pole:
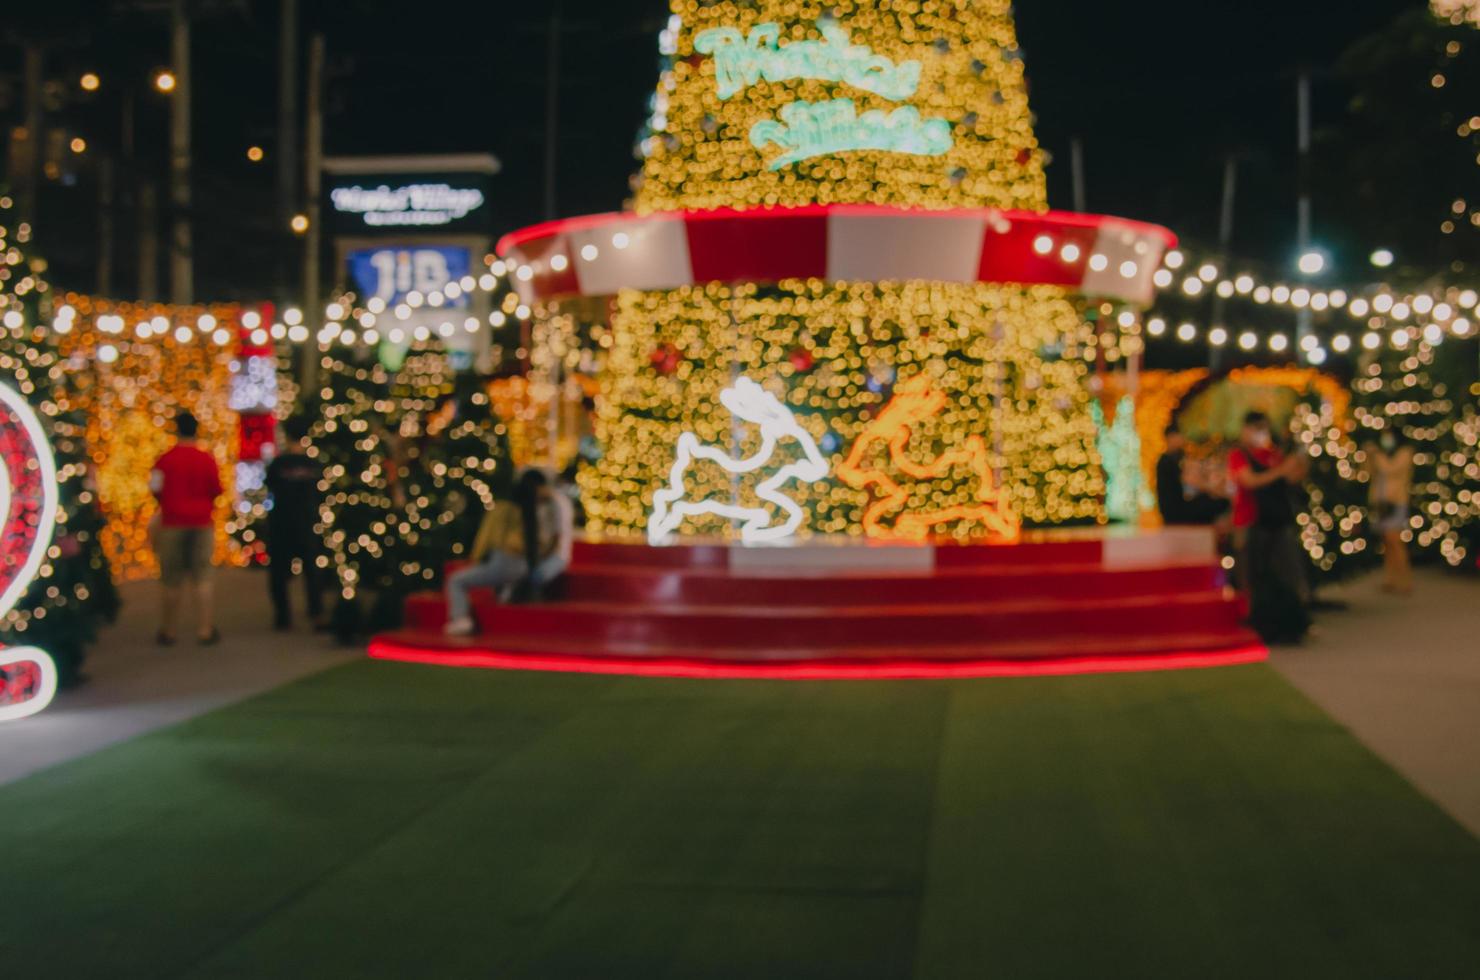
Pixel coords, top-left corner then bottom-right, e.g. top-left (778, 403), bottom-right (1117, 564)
top-left (543, 0), bottom-right (562, 221)
top-left (169, 0), bottom-right (193, 304)
top-left (138, 181), bottom-right (159, 301)
top-left (301, 33), bottom-right (325, 389)
top-left (1210, 155), bottom-right (1237, 372)
top-left (1295, 72), bottom-right (1312, 363)
top-left (1070, 138), bottom-right (1086, 214)
top-left (18, 44), bottom-right (43, 228)
top-left (98, 156), bottom-right (115, 295)
top-left (277, 0), bottom-right (300, 300)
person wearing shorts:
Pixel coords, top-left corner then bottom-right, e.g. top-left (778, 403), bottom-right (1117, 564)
top-left (149, 411), bottom-right (224, 645)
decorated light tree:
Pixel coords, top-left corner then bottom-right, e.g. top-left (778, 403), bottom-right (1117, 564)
top-left (1290, 392), bottom-right (1377, 586)
top-left (1351, 340), bottom-right (1468, 565)
top-left (507, 0), bottom-right (1175, 543)
top-left (301, 345), bottom-right (511, 637)
top-left (0, 200), bottom-right (118, 692)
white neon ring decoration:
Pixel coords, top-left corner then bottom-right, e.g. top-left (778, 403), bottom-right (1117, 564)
top-left (0, 379), bottom-right (60, 723)
top-left (649, 376), bottom-right (829, 545)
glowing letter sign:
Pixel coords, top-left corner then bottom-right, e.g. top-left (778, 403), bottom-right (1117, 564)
top-left (693, 20), bottom-right (954, 170)
top-left (330, 183), bottom-right (485, 228)
top-left (694, 21), bottom-right (923, 102)
top-left (649, 377), bottom-right (828, 544)
top-left (750, 99), bottom-right (953, 171)
top-left (0, 380), bottom-right (60, 723)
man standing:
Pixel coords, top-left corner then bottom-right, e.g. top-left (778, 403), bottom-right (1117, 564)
top-left (1156, 426), bottom-right (1228, 526)
top-left (150, 411), bottom-right (223, 646)
top-left (1228, 411), bottom-right (1309, 643)
top-left (265, 416), bottom-right (325, 630)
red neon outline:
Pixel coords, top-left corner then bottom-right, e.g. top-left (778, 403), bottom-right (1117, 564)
top-left (367, 638), bottom-right (1267, 681)
top-left (494, 205), bottom-right (1177, 258)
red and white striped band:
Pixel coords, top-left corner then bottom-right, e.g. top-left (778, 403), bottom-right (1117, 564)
top-left (496, 205), bottom-right (1176, 307)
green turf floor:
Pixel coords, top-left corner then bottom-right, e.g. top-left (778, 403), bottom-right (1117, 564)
top-left (2, 660), bottom-right (1478, 979)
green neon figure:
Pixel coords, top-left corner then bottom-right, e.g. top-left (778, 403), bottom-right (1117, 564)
top-left (1092, 396), bottom-right (1153, 524)
top-left (749, 99), bottom-right (953, 170)
top-left (694, 21), bottom-right (923, 102)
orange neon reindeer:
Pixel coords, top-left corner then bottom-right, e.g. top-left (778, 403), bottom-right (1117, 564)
top-left (836, 376), bottom-right (1020, 543)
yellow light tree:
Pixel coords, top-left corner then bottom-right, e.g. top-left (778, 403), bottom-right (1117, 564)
top-left (636, 0), bottom-right (1048, 212)
top-left (580, 0), bottom-right (1106, 540)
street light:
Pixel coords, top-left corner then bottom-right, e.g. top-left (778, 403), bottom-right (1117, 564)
top-left (1296, 250), bottom-right (1327, 276)
top-left (289, 213), bottom-right (309, 235)
top-left (153, 69), bottom-right (177, 93)
top-left (69, 137), bottom-right (87, 155)
top-left (79, 72), bottom-right (101, 92)
top-left (246, 145), bottom-right (265, 163)
top-left (1370, 248), bottom-right (1395, 268)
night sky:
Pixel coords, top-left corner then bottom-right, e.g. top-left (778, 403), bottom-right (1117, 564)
top-left (4, 0), bottom-right (1421, 298)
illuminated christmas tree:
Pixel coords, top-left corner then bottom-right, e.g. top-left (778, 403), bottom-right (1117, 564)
top-left (1290, 393), bottom-right (1376, 585)
top-left (0, 198), bottom-right (118, 690)
top-left (301, 346), bottom-right (511, 637)
top-left (1351, 340), bottom-right (1467, 565)
top-left (575, 0), bottom-right (1143, 540)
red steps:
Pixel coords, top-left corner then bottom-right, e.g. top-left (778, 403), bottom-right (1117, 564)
top-left (405, 591), bottom-right (1241, 648)
top-left (377, 536), bottom-right (1263, 679)
top-left (560, 562), bottom-right (1217, 606)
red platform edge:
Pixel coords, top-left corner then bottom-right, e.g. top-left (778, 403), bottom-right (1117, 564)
top-left (368, 638), bottom-right (1267, 681)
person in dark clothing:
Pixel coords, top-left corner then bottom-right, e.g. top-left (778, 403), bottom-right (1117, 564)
top-left (1156, 426), bottom-right (1229, 526)
top-left (1229, 411), bottom-right (1310, 644)
top-left (265, 416), bottom-right (325, 630)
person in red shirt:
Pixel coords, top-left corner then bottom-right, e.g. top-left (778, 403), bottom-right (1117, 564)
top-left (149, 411), bottom-right (224, 646)
top-left (1228, 411), bottom-right (1310, 643)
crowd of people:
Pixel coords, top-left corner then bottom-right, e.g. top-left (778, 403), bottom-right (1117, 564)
top-left (144, 402), bottom-right (1416, 648)
top-left (143, 409), bottom-right (577, 644)
top-left (1157, 410), bottom-right (1415, 644)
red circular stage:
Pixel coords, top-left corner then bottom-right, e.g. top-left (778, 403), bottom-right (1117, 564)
top-left (371, 532), bottom-right (1265, 681)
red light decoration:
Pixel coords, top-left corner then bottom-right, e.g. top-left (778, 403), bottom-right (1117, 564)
top-left (368, 638), bottom-right (1268, 681)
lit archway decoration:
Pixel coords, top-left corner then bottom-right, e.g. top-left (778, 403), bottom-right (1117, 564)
top-left (837, 376), bottom-right (1020, 542)
top-left (0, 380), bottom-right (60, 723)
top-left (649, 377), bottom-right (828, 544)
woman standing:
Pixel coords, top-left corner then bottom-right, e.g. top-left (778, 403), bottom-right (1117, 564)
top-left (1363, 431), bottom-right (1415, 595)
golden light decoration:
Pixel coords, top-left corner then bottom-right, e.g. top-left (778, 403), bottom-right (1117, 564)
top-left (637, 0), bottom-right (1047, 213)
top-left (578, 279), bottom-right (1103, 538)
top-left (836, 374), bottom-right (1020, 541)
top-left (576, 0), bottom-right (1106, 540)
top-left (487, 373), bottom-right (593, 469)
top-left (54, 293), bottom-right (243, 581)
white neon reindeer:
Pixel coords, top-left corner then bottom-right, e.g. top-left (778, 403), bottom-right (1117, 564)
top-left (0, 380), bottom-right (60, 723)
top-left (648, 377), bottom-right (828, 545)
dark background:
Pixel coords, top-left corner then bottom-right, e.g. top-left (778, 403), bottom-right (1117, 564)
top-left (0, 0), bottom-right (1443, 300)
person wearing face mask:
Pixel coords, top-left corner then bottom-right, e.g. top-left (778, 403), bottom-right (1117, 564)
top-left (1228, 411), bottom-right (1310, 643)
top-left (1363, 428), bottom-right (1415, 595)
